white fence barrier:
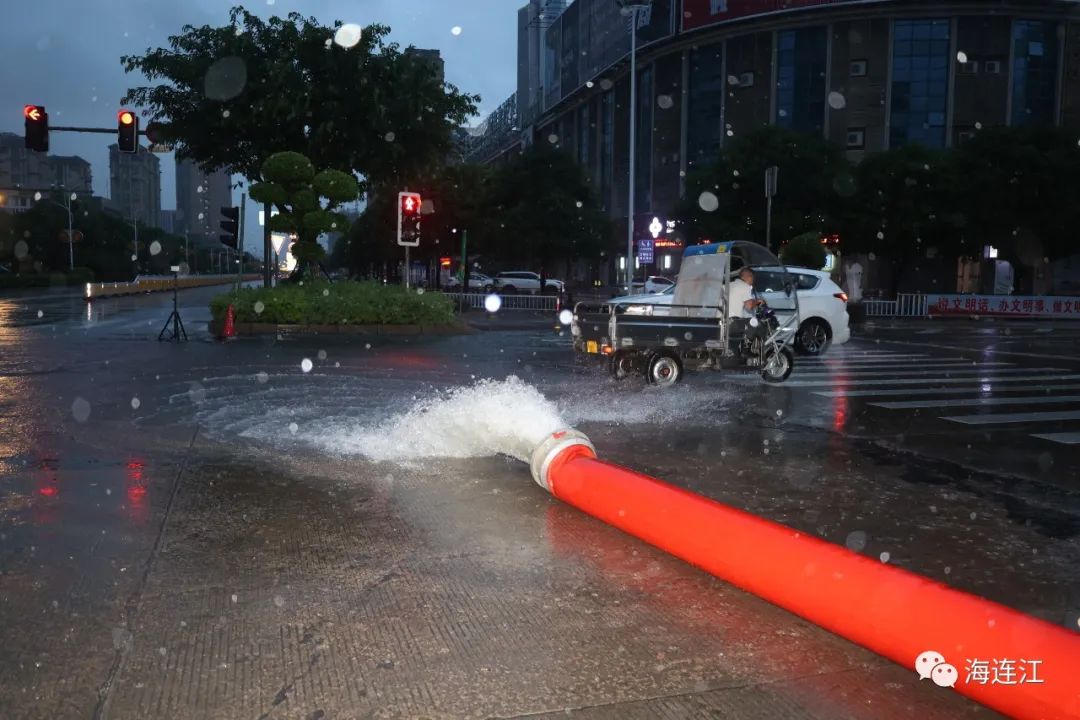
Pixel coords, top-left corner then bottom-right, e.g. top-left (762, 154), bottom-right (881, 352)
top-left (862, 293), bottom-right (928, 318)
top-left (444, 292), bottom-right (559, 311)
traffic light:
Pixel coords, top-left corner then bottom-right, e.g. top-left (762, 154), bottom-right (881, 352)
top-left (220, 206), bottom-right (240, 249)
top-left (23, 105), bottom-right (48, 152)
top-left (397, 191), bottom-right (422, 247)
top-left (117, 109), bottom-right (139, 153)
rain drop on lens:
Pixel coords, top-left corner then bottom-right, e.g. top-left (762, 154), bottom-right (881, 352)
top-left (334, 23), bottom-right (363, 48)
top-left (301, 358), bottom-right (313, 373)
top-left (558, 309), bottom-right (573, 325)
top-left (484, 294), bottom-right (502, 313)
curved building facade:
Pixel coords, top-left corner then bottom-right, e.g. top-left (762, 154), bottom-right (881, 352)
top-left (498, 0), bottom-right (1080, 279)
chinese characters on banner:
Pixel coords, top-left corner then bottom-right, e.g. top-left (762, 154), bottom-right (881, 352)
top-left (926, 294), bottom-right (1080, 318)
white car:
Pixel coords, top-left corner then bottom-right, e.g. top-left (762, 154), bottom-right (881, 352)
top-left (444, 273), bottom-right (493, 291)
top-left (630, 275), bottom-right (676, 294)
top-left (608, 268), bottom-right (849, 355)
top-left (493, 271), bottom-right (565, 294)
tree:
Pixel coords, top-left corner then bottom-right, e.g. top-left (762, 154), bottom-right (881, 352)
top-left (949, 126), bottom-right (1080, 291)
top-left (249, 151), bottom-right (359, 280)
top-left (780, 232), bottom-right (826, 269)
top-left (121, 6), bottom-right (478, 189)
top-left (839, 144), bottom-right (961, 260)
top-left (485, 144), bottom-right (609, 274)
top-left (676, 126), bottom-right (849, 247)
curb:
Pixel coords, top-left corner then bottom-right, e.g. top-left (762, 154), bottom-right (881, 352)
top-left (208, 320), bottom-right (472, 337)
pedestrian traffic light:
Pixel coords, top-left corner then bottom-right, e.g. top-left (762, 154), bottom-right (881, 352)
top-left (396, 191), bottom-right (422, 247)
top-left (117, 109), bottom-right (139, 153)
top-left (220, 206), bottom-right (240, 249)
top-left (23, 105), bottom-right (48, 152)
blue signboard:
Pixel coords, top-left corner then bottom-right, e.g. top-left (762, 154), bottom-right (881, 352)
top-left (638, 238), bottom-right (655, 264)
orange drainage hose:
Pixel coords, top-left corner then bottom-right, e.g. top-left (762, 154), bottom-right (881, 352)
top-left (529, 430), bottom-right (1080, 720)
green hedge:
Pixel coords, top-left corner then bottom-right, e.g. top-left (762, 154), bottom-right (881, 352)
top-left (0, 268), bottom-right (95, 289)
top-left (210, 281), bottom-right (456, 326)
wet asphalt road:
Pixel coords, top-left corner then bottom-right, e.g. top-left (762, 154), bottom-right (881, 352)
top-left (0, 285), bottom-right (1078, 719)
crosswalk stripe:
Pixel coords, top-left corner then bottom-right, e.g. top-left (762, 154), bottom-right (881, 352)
top-left (795, 366), bottom-right (1061, 379)
top-left (785, 373), bottom-right (1080, 388)
top-left (802, 360), bottom-right (1001, 369)
top-left (1031, 432), bottom-right (1080, 445)
top-left (942, 410), bottom-right (1080, 425)
top-left (872, 395), bottom-right (1080, 409)
top-left (813, 384), bottom-right (1080, 398)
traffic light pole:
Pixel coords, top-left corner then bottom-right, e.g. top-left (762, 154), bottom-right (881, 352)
top-left (236, 193), bottom-right (246, 292)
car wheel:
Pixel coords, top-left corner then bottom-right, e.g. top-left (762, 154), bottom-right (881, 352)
top-left (762, 346), bottom-right (794, 383)
top-left (608, 351), bottom-right (637, 381)
top-left (645, 351), bottom-right (683, 387)
top-left (796, 319), bottom-right (831, 356)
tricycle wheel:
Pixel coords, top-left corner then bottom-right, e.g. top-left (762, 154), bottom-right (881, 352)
top-left (646, 352), bottom-right (683, 387)
top-left (608, 351), bottom-right (636, 381)
top-left (761, 346), bottom-right (794, 384)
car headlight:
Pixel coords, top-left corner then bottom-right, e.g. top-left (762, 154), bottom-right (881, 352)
top-left (624, 305), bottom-right (653, 316)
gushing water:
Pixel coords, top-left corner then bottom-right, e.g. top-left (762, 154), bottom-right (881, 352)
top-left (313, 376), bottom-right (565, 463)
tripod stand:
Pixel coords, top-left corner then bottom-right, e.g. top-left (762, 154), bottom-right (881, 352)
top-left (158, 270), bottom-right (188, 342)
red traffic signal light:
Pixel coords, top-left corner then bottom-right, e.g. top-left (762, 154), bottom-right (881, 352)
top-left (439, 256), bottom-right (452, 268)
top-left (23, 104), bottom-right (48, 152)
top-left (117, 109), bottom-right (139, 153)
top-left (400, 192), bottom-right (421, 216)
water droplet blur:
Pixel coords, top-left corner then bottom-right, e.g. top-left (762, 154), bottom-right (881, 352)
top-left (547, 133), bottom-right (558, 144)
top-left (323, 288), bottom-right (330, 296)
top-left (827, 91), bottom-right (847, 110)
top-left (273, 595), bottom-right (285, 608)
top-left (451, 26), bottom-right (463, 36)
top-left (484, 294), bottom-right (502, 313)
top-left (698, 191), bottom-right (719, 212)
top-left (576, 200), bottom-right (583, 208)
top-left (255, 371), bottom-right (269, 384)
top-left (957, 50), bottom-right (968, 64)
top-left (657, 94), bottom-right (674, 110)
top-left (288, 423), bottom-right (298, 434)
top-left (845, 531), bottom-right (867, 552)
top-left (879, 551), bottom-right (891, 563)
top-left (334, 23), bottom-right (363, 48)
top-left (301, 358), bottom-right (313, 373)
top-left (72, 397), bottom-right (91, 423)
top-left (317, 350), bottom-right (327, 360)
top-left (149, 241), bottom-right (162, 256)
top-left (599, 78), bottom-right (613, 90)
top-left (131, 397), bottom-right (140, 410)
top-left (203, 56), bottom-right (247, 101)
top-left (384, 131), bottom-right (396, 142)
top-left (33, 192), bottom-right (42, 201)
top-left (254, 301), bottom-right (265, 314)
top-left (558, 309), bottom-right (573, 325)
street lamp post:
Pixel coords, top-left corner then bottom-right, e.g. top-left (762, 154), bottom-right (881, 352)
top-left (619, 0), bottom-right (652, 294)
top-left (42, 189), bottom-right (77, 271)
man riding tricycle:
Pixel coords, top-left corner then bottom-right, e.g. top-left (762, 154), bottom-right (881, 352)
top-left (571, 241), bottom-right (799, 385)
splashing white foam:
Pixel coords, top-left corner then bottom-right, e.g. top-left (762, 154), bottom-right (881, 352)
top-left (317, 376), bottom-right (564, 463)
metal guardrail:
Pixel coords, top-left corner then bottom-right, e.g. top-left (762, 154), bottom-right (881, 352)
top-left (862, 293), bottom-right (929, 317)
top-left (443, 292), bottom-right (559, 311)
top-left (87, 274), bottom-right (260, 299)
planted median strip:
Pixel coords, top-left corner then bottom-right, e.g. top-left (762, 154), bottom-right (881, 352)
top-left (209, 281), bottom-right (464, 335)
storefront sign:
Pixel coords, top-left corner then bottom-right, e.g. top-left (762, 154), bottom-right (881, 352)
top-left (927, 294), bottom-right (1080, 318)
top-left (638, 238), bottom-right (655, 264)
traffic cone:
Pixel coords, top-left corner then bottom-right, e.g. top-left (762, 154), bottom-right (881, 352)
top-left (223, 304), bottom-right (236, 339)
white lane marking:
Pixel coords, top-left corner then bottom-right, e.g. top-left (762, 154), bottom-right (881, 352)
top-left (1031, 432), bottom-right (1080, 445)
top-left (872, 395), bottom-right (1080, 409)
top-left (801, 359), bottom-right (992, 368)
top-left (866, 337), bottom-right (1080, 363)
top-left (942, 410), bottom-right (1080, 425)
top-left (915, 329), bottom-right (943, 335)
top-left (813, 384), bottom-right (1080, 398)
top-left (795, 366), bottom-right (1061, 379)
top-left (785, 373), bottom-right (1080, 388)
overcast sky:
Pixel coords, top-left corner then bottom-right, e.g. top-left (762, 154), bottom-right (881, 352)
top-left (0, 0), bottom-right (517, 242)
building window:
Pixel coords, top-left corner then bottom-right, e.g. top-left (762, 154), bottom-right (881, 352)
top-left (890, 19), bottom-right (950, 149)
top-left (984, 60), bottom-right (1002, 74)
top-left (688, 43), bottom-right (726, 166)
top-left (846, 128), bottom-right (866, 148)
top-left (1011, 20), bottom-right (1059, 127)
top-left (776, 27), bottom-right (827, 134)
top-left (958, 60), bottom-right (979, 74)
top-left (635, 64), bottom-right (653, 213)
top-left (850, 59), bottom-right (868, 77)
top-left (739, 71), bottom-right (755, 87)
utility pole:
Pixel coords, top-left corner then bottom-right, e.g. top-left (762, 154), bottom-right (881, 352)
top-left (765, 165), bottom-right (778, 253)
top-left (620, 1), bottom-right (652, 294)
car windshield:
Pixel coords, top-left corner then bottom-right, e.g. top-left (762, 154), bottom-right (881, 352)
top-left (7, 4), bottom-right (1076, 720)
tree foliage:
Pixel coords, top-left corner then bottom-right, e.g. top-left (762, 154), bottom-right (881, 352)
top-left (780, 231), bottom-right (827, 270)
top-left (121, 6), bottom-right (478, 189)
top-left (250, 151), bottom-right (359, 276)
top-left (677, 127), bottom-right (848, 246)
